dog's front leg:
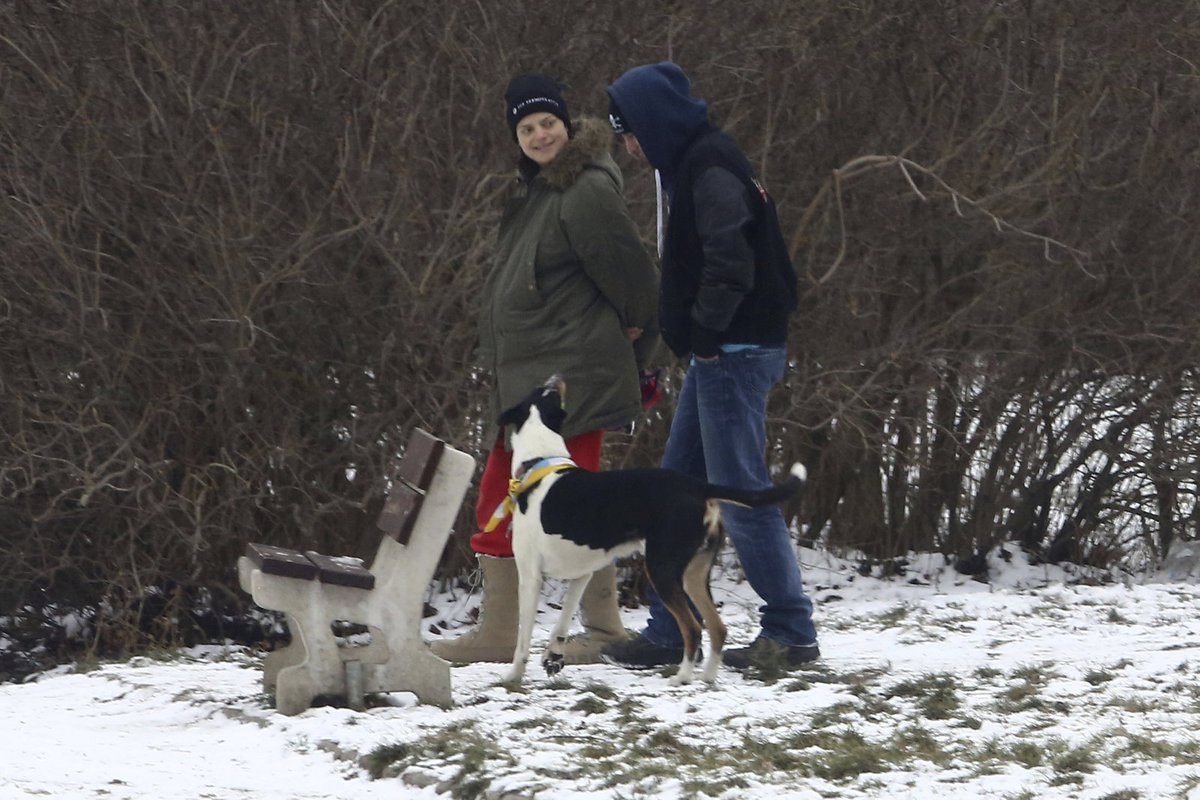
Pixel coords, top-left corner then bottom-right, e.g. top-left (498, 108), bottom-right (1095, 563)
top-left (542, 573), bottom-right (592, 677)
top-left (502, 555), bottom-right (543, 685)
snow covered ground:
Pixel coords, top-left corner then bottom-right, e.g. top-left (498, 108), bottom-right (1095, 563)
top-left (3, 546), bottom-right (1200, 799)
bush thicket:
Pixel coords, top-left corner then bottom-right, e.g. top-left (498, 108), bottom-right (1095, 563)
top-left (2, 1), bottom-right (1197, 658)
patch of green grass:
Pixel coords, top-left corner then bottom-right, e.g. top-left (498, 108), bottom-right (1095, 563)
top-left (361, 741), bottom-right (413, 778)
top-left (810, 700), bottom-right (868, 729)
top-left (800, 664), bottom-right (888, 687)
top-left (845, 684), bottom-right (899, 720)
top-left (520, 714), bottom-right (958, 792)
top-left (996, 680), bottom-right (1042, 713)
top-left (874, 605), bottom-right (911, 628)
top-left (1108, 695), bottom-right (1159, 713)
top-left (1113, 733), bottom-right (1179, 761)
top-left (580, 681), bottom-right (619, 700)
top-left (1051, 743), bottom-right (1098, 776)
top-left (1010, 662), bottom-right (1059, 685)
top-left (1008, 741), bottom-right (1046, 768)
top-left (1175, 774), bottom-right (1200, 799)
top-left (886, 673), bottom-right (961, 720)
top-left (614, 696), bottom-right (646, 725)
top-left (509, 715), bottom-right (556, 731)
top-left (813, 732), bottom-right (891, 780)
top-left (1110, 730), bottom-right (1200, 765)
top-left (361, 721), bottom-right (512, 798)
top-left (995, 662), bottom-right (1065, 713)
top-left (72, 654), bottom-right (104, 674)
top-left (572, 695), bottom-right (609, 715)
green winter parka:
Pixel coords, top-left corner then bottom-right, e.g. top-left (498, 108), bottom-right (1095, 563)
top-left (479, 116), bottom-right (660, 441)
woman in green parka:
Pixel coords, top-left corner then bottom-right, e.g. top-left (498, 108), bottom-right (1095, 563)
top-left (430, 74), bottom-right (660, 665)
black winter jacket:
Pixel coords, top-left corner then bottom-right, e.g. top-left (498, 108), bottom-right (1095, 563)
top-left (659, 126), bottom-right (798, 358)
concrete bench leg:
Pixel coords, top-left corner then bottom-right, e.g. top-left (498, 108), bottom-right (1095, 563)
top-left (262, 616), bottom-right (307, 692)
top-left (373, 645), bottom-right (453, 708)
top-left (271, 597), bottom-right (349, 714)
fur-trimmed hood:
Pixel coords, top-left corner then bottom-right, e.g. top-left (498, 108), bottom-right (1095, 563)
top-left (520, 116), bottom-right (621, 192)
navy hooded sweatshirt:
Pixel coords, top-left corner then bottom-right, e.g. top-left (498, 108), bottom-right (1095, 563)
top-left (607, 62), bottom-right (797, 359)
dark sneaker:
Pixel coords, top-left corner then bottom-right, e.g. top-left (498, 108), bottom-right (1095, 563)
top-left (600, 633), bottom-right (684, 669)
top-left (723, 636), bottom-right (820, 672)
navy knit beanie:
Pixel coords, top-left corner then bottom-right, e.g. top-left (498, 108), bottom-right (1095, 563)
top-left (505, 74), bottom-right (572, 141)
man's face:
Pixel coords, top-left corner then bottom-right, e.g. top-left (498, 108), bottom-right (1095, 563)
top-left (621, 133), bottom-right (647, 163)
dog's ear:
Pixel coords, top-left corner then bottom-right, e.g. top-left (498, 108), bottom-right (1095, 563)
top-left (497, 400), bottom-right (530, 431)
top-left (539, 402), bottom-right (567, 433)
top-left (533, 390), bottom-right (567, 433)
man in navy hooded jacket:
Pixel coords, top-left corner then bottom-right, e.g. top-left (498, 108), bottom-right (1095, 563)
top-left (602, 62), bottom-right (820, 671)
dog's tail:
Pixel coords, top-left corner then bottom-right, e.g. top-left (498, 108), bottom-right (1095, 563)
top-left (703, 463), bottom-right (806, 508)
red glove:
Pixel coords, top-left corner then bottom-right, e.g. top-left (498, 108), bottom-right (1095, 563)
top-left (639, 368), bottom-right (663, 409)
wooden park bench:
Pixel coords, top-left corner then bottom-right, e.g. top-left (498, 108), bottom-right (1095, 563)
top-left (237, 428), bottom-right (474, 714)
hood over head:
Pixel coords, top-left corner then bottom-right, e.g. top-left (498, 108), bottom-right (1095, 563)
top-left (606, 62), bottom-right (709, 178)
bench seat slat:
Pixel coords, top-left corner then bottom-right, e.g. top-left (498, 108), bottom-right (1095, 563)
top-left (244, 543), bottom-right (319, 581)
top-left (304, 551), bottom-right (375, 590)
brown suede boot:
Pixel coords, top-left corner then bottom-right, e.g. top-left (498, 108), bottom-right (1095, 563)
top-left (429, 555), bottom-right (518, 663)
top-left (560, 564), bottom-right (631, 665)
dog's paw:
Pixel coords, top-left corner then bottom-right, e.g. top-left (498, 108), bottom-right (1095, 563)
top-left (542, 651), bottom-right (565, 676)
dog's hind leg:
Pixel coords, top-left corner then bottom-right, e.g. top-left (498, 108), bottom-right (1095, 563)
top-left (542, 574), bottom-right (591, 677)
top-left (682, 537), bottom-right (727, 684)
top-left (647, 559), bottom-right (703, 686)
top-left (502, 556), bottom-right (544, 685)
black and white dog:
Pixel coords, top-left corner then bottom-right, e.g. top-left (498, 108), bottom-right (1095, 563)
top-left (498, 375), bottom-right (805, 686)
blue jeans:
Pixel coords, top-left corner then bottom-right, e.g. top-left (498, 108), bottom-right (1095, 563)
top-left (641, 346), bottom-right (818, 648)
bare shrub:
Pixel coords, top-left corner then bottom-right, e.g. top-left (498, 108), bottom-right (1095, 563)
top-left (1, 1), bottom-right (1197, 660)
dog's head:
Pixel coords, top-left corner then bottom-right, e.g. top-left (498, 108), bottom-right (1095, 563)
top-left (498, 375), bottom-right (570, 469)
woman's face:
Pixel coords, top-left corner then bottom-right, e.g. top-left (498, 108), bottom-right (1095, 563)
top-left (515, 112), bottom-right (567, 166)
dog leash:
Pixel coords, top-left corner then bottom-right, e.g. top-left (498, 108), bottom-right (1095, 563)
top-left (482, 456), bottom-right (578, 533)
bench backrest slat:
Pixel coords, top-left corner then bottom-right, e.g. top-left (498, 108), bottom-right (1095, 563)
top-left (376, 483), bottom-right (424, 545)
top-left (396, 428), bottom-right (445, 491)
top-left (376, 428), bottom-right (446, 545)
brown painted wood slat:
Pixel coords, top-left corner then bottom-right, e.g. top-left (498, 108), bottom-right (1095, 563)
top-left (244, 543), bottom-right (319, 581)
top-left (396, 428), bottom-right (444, 491)
top-left (304, 551), bottom-right (375, 590)
top-left (376, 483), bottom-right (423, 545)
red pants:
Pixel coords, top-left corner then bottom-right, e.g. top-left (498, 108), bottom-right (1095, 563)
top-left (469, 430), bottom-right (604, 557)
